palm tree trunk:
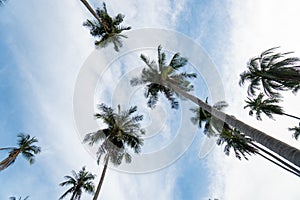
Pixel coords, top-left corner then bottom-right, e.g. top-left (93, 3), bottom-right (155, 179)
top-left (256, 151), bottom-right (300, 177)
top-left (165, 80), bottom-right (300, 167)
top-left (0, 149), bottom-right (20, 171)
top-left (224, 124), bottom-right (300, 175)
top-left (79, 0), bottom-right (110, 31)
top-left (282, 113), bottom-right (300, 120)
top-left (93, 157), bottom-right (109, 200)
top-left (251, 143), bottom-right (300, 175)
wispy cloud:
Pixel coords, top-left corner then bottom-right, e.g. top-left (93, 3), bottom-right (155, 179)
top-left (208, 0), bottom-right (300, 199)
top-left (0, 0), bottom-right (190, 199)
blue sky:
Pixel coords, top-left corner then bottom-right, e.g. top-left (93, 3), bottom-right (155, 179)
top-left (0, 0), bottom-right (300, 200)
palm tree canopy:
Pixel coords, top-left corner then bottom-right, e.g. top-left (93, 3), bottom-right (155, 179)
top-left (130, 45), bottom-right (197, 109)
top-left (191, 100), bottom-right (256, 160)
top-left (59, 166), bottom-right (95, 200)
top-left (239, 47), bottom-right (300, 97)
top-left (244, 93), bottom-right (284, 120)
top-left (0, 133), bottom-right (41, 171)
top-left (84, 104), bottom-right (144, 166)
top-left (16, 133), bottom-right (41, 164)
top-left (217, 126), bottom-right (257, 160)
top-left (83, 2), bottom-right (131, 51)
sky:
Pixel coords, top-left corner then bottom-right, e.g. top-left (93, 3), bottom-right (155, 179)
top-left (0, 0), bottom-right (299, 200)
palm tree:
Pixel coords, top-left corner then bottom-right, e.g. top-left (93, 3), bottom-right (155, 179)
top-left (239, 47), bottom-right (300, 98)
top-left (244, 93), bottom-right (300, 120)
top-left (130, 45), bottom-right (300, 168)
top-left (0, 134), bottom-right (41, 171)
top-left (80, 0), bottom-right (131, 51)
top-left (59, 166), bottom-right (95, 200)
top-left (83, 104), bottom-right (144, 200)
top-left (190, 102), bottom-right (300, 177)
top-left (289, 124), bottom-right (300, 140)
top-left (131, 45), bottom-right (196, 109)
top-left (9, 196), bottom-right (29, 200)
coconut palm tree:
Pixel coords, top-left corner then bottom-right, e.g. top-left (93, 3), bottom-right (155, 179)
top-left (289, 124), bottom-right (300, 140)
top-left (130, 45), bottom-right (300, 168)
top-left (239, 47), bottom-right (300, 98)
top-left (0, 133), bottom-right (41, 171)
top-left (83, 104), bottom-right (144, 200)
top-left (130, 45), bottom-right (196, 109)
top-left (80, 0), bottom-right (131, 51)
top-left (244, 93), bottom-right (300, 120)
top-left (9, 196), bottom-right (29, 200)
top-left (59, 166), bottom-right (95, 200)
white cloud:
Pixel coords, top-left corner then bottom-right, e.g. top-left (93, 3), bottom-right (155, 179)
top-left (0, 0), bottom-right (190, 199)
top-left (104, 0), bottom-right (186, 29)
top-left (208, 1), bottom-right (300, 199)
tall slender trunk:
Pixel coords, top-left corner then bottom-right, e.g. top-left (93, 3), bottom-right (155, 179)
top-left (251, 143), bottom-right (300, 176)
top-left (282, 113), bottom-right (300, 120)
top-left (256, 151), bottom-right (300, 177)
top-left (93, 157), bottom-right (109, 200)
top-left (165, 80), bottom-right (300, 167)
top-left (79, 0), bottom-right (110, 31)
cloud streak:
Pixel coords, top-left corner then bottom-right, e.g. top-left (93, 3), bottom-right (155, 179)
top-left (0, 0), bottom-right (190, 199)
top-left (208, 0), bottom-right (300, 199)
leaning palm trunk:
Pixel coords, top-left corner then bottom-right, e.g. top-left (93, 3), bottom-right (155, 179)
top-left (165, 80), bottom-right (300, 167)
top-left (256, 151), bottom-right (300, 177)
top-left (251, 143), bottom-right (300, 176)
top-left (0, 149), bottom-right (20, 171)
top-left (282, 113), bottom-right (300, 120)
top-left (93, 157), bottom-right (109, 200)
top-left (80, 0), bottom-right (110, 31)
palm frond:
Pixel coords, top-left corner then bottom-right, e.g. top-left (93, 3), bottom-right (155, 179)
top-left (240, 47), bottom-right (300, 97)
top-left (288, 125), bottom-right (300, 140)
top-left (169, 52), bottom-right (188, 70)
top-left (84, 104), bottom-right (145, 166)
top-left (59, 187), bottom-right (74, 200)
top-left (83, 2), bottom-right (131, 52)
top-left (84, 129), bottom-right (107, 146)
top-left (244, 93), bottom-right (284, 120)
top-left (217, 128), bottom-right (257, 160)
